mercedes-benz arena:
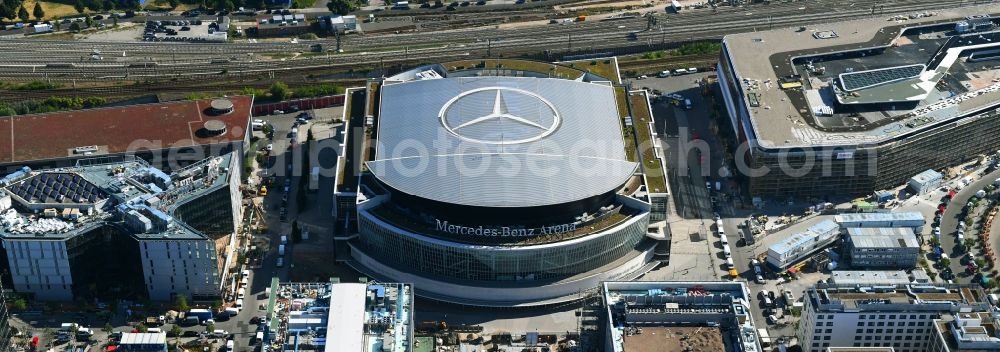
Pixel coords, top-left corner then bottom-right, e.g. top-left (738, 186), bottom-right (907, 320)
top-left (345, 65), bottom-right (662, 306)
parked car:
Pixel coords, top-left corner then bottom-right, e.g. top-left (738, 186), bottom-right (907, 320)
top-left (182, 330), bottom-right (200, 337)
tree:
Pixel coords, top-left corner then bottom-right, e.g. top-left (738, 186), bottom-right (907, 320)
top-left (32, 2), bottom-right (44, 20)
top-left (976, 258), bottom-right (988, 270)
top-left (326, 0), bottom-right (356, 15)
top-left (248, 0), bottom-right (264, 10)
top-left (964, 238), bottom-right (977, 252)
top-left (174, 295), bottom-right (189, 312)
top-left (112, 16), bottom-right (117, 27)
top-left (54, 17), bottom-right (61, 31)
top-left (205, 323), bottom-right (215, 334)
top-left (269, 81), bottom-right (291, 100)
top-left (941, 258), bottom-right (952, 268)
top-left (168, 0), bottom-right (179, 8)
top-left (136, 323), bottom-right (148, 333)
top-left (211, 300), bottom-right (222, 313)
top-left (17, 6), bottom-right (28, 22)
top-left (12, 298), bottom-right (27, 311)
top-left (169, 324), bottom-right (182, 337)
top-left (84, 14), bottom-right (93, 28)
top-left (103, 0), bottom-right (115, 11)
top-left (102, 323), bottom-right (114, 334)
top-left (74, 0), bottom-right (85, 13)
top-left (69, 22), bottom-right (81, 32)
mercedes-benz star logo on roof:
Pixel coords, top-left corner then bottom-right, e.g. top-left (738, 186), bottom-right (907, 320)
top-left (439, 87), bottom-right (561, 145)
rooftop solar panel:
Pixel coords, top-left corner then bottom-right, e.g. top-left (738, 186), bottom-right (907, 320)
top-left (840, 64), bottom-right (925, 91)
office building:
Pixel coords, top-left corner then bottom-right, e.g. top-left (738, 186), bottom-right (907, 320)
top-left (844, 227), bottom-right (920, 269)
top-left (337, 61), bottom-right (669, 306)
top-left (0, 153), bottom-right (241, 301)
top-left (929, 310), bottom-right (1000, 351)
top-left (603, 281), bottom-right (764, 352)
top-left (262, 278), bottom-right (413, 352)
top-left (798, 283), bottom-right (991, 352)
top-left (718, 9), bottom-right (1000, 196)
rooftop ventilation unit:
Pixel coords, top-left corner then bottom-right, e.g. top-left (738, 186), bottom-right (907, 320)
top-left (73, 146), bottom-right (99, 154)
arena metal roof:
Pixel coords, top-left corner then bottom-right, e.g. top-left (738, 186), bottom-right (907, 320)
top-left (371, 77), bottom-right (635, 208)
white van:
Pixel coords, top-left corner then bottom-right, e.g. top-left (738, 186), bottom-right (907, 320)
top-left (276, 257), bottom-right (284, 267)
top-left (658, 70), bottom-right (671, 78)
top-left (278, 244), bottom-right (285, 256)
top-left (726, 257), bottom-right (735, 269)
top-left (235, 299), bottom-right (244, 311)
top-left (212, 329), bottom-right (228, 338)
top-left (720, 235), bottom-right (729, 246)
top-left (688, 67), bottom-right (698, 73)
top-left (226, 339), bottom-right (234, 351)
top-left (146, 328), bottom-right (162, 333)
top-left (59, 323), bottom-right (78, 332)
top-left (723, 244), bottom-right (731, 257)
top-left (280, 235), bottom-right (288, 245)
top-left (237, 287), bottom-right (246, 300)
top-left (224, 307), bottom-right (239, 316)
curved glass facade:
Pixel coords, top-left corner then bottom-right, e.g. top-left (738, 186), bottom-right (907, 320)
top-left (356, 210), bottom-right (649, 282)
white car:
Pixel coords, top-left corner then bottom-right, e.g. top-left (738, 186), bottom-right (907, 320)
top-left (266, 143), bottom-right (273, 151)
top-left (272, 110), bottom-right (284, 115)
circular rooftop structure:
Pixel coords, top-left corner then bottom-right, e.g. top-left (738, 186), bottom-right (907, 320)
top-left (202, 119), bottom-right (227, 136)
top-left (369, 77), bottom-right (636, 209)
top-left (209, 98), bottom-right (234, 114)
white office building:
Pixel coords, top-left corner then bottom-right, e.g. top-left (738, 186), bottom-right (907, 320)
top-left (767, 220), bottom-right (840, 269)
top-left (845, 227), bottom-right (920, 269)
top-left (798, 283), bottom-right (991, 352)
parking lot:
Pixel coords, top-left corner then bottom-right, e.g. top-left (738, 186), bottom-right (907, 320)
top-left (142, 19), bottom-right (226, 42)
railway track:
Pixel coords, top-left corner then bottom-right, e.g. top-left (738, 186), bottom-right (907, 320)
top-left (0, 0), bottom-right (988, 92)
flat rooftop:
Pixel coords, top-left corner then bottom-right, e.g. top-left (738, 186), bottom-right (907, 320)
top-left (603, 282), bottom-right (759, 352)
top-left (808, 284), bottom-right (990, 312)
top-left (0, 153), bottom-right (235, 241)
top-left (0, 96), bottom-right (252, 165)
top-left (622, 326), bottom-right (723, 352)
top-left (722, 8), bottom-right (1000, 148)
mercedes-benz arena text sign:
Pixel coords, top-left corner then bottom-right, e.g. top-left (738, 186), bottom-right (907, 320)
top-left (438, 86), bottom-right (561, 145)
top-left (435, 219), bottom-right (578, 237)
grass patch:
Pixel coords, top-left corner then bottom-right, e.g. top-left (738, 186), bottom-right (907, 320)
top-left (25, 31), bottom-right (77, 40)
top-left (0, 96), bottom-right (107, 116)
top-left (562, 58), bottom-right (619, 83)
top-left (629, 93), bottom-right (666, 193)
top-left (615, 87), bottom-right (636, 163)
top-left (0, 81), bottom-right (63, 90)
top-left (441, 59), bottom-right (585, 79)
top-left (23, 0), bottom-right (87, 20)
top-left (292, 84), bottom-right (343, 98)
